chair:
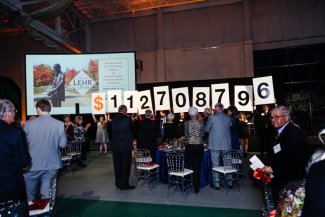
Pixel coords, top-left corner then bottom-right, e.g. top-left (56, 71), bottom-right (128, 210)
top-left (165, 152), bottom-right (193, 198)
top-left (212, 150), bottom-right (241, 196)
top-left (60, 140), bottom-right (82, 172)
top-left (134, 149), bottom-right (160, 190)
top-left (29, 174), bottom-right (57, 216)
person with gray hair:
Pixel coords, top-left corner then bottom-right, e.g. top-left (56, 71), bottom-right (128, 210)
top-left (262, 105), bottom-right (309, 205)
top-left (163, 112), bottom-right (179, 142)
top-left (184, 106), bottom-right (205, 193)
top-left (0, 99), bottom-right (31, 216)
top-left (138, 109), bottom-right (158, 162)
top-left (205, 103), bottom-right (232, 189)
top-left (24, 99), bottom-right (68, 202)
top-left (110, 105), bottom-right (135, 190)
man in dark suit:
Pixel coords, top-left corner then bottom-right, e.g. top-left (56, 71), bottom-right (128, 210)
top-left (262, 105), bottom-right (309, 204)
top-left (0, 99), bottom-right (31, 216)
top-left (111, 105), bottom-right (135, 190)
top-left (138, 109), bottom-right (158, 163)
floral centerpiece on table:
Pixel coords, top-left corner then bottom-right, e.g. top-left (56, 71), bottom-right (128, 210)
top-left (277, 179), bottom-right (306, 217)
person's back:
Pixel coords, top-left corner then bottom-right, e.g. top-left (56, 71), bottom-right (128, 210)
top-left (111, 112), bottom-right (133, 152)
top-left (206, 111), bottom-right (231, 151)
top-left (24, 99), bottom-right (67, 202)
top-left (25, 115), bottom-right (67, 170)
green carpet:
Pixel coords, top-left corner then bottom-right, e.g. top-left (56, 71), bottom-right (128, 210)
top-left (55, 197), bottom-right (262, 217)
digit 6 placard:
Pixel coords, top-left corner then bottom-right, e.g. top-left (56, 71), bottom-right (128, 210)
top-left (171, 87), bottom-right (190, 113)
top-left (138, 90), bottom-right (153, 115)
top-left (253, 76), bottom-right (275, 105)
top-left (211, 83), bottom-right (230, 108)
top-left (192, 87), bottom-right (210, 112)
top-left (123, 91), bottom-right (138, 113)
top-left (106, 90), bottom-right (122, 113)
top-left (92, 92), bottom-right (106, 114)
top-left (234, 85), bottom-right (253, 111)
top-left (153, 86), bottom-right (170, 111)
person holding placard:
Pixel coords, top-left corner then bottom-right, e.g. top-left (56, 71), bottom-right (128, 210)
top-left (262, 105), bottom-right (309, 205)
top-left (92, 113), bottom-right (109, 155)
top-left (205, 103), bottom-right (232, 189)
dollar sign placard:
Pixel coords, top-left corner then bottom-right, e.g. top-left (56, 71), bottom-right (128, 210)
top-left (94, 96), bottom-right (103, 111)
top-left (92, 92), bottom-right (106, 114)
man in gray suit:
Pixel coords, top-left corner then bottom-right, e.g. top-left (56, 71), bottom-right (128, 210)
top-left (205, 103), bottom-right (232, 189)
top-left (24, 99), bottom-right (67, 201)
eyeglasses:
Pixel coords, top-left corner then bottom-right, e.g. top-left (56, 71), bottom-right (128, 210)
top-left (270, 115), bottom-right (285, 120)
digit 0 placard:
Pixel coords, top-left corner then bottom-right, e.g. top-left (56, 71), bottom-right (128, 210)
top-left (92, 92), bottom-right (106, 114)
top-left (171, 87), bottom-right (190, 113)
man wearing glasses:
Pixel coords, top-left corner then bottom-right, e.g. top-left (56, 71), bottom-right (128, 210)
top-left (262, 105), bottom-right (309, 204)
top-left (0, 99), bottom-right (31, 216)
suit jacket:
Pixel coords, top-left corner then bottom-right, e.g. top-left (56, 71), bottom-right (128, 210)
top-left (270, 122), bottom-right (309, 195)
top-left (302, 160), bottom-right (325, 217)
top-left (24, 114), bottom-right (67, 171)
top-left (138, 118), bottom-right (158, 150)
top-left (0, 119), bottom-right (31, 203)
top-left (205, 112), bottom-right (231, 151)
top-left (111, 113), bottom-right (133, 151)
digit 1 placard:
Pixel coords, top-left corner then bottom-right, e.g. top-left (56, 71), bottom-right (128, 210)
top-left (192, 87), bottom-right (210, 112)
top-left (123, 91), bottom-right (138, 113)
top-left (211, 83), bottom-right (230, 108)
top-left (106, 90), bottom-right (122, 113)
top-left (153, 86), bottom-right (170, 111)
top-left (171, 87), bottom-right (190, 113)
top-left (138, 90), bottom-right (153, 115)
top-left (253, 76), bottom-right (275, 105)
top-left (234, 85), bottom-right (253, 112)
top-left (92, 92), bottom-right (106, 114)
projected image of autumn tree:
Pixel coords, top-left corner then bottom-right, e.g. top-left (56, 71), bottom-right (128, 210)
top-left (33, 64), bottom-right (53, 95)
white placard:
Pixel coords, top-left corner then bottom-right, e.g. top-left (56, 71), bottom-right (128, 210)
top-left (253, 76), bottom-right (275, 105)
top-left (249, 155), bottom-right (265, 171)
top-left (138, 90), bottom-right (153, 115)
top-left (153, 86), bottom-right (170, 111)
top-left (171, 87), bottom-right (190, 113)
top-left (192, 87), bottom-right (210, 112)
top-left (211, 83), bottom-right (230, 108)
top-left (106, 90), bottom-right (122, 113)
top-left (234, 85), bottom-right (253, 111)
top-left (123, 91), bottom-right (138, 113)
top-left (92, 92), bottom-right (106, 114)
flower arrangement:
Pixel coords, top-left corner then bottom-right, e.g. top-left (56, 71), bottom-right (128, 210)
top-left (277, 179), bottom-right (306, 217)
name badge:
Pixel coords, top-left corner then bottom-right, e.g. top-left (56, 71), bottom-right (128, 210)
top-left (273, 144), bottom-right (281, 154)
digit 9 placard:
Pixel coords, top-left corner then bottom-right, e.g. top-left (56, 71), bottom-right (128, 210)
top-left (253, 76), bottom-right (275, 105)
top-left (92, 92), bottom-right (106, 114)
top-left (234, 85), bottom-right (253, 111)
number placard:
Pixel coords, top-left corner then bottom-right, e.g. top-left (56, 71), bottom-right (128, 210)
top-left (138, 90), bottom-right (153, 115)
top-left (92, 92), bottom-right (106, 114)
top-left (234, 85), bottom-right (253, 111)
top-left (106, 90), bottom-right (122, 113)
top-left (211, 83), bottom-right (230, 108)
top-left (253, 76), bottom-right (275, 105)
top-left (192, 87), bottom-right (210, 112)
top-left (171, 87), bottom-right (190, 113)
top-left (123, 91), bottom-right (138, 113)
top-left (153, 86), bottom-right (170, 111)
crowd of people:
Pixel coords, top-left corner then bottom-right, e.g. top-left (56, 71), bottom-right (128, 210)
top-left (1, 97), bottom-right (325, 216)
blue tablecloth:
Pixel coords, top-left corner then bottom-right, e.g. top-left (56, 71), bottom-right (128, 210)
top-left (156, 149), bottom-right (213, 188)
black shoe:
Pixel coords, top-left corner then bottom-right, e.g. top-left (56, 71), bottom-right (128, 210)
top-left (210, 183), bottom-right (215, 188)
top-left (228, 185), bottom-right (233, 189)
top-left (115, 184), bottom-right (120, 189)
top-left (120, 185), bottom-right (135, 190)
top-left (194, 188), bottom-right (200, 193)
